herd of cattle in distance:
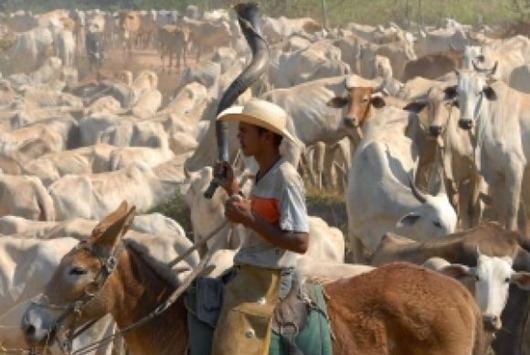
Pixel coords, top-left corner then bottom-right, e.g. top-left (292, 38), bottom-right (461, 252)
top-left (1, 3), bottom-right (530, 354)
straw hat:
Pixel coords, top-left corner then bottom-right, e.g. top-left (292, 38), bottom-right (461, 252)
top-left (217, 98), bottom-right (301, 146)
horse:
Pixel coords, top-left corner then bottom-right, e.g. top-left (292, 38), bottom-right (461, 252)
top-left (22, 202), bottom-right (486, 355)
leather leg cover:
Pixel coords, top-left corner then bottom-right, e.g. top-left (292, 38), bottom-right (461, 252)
top-left (211, 265), bottom-right (281, 355)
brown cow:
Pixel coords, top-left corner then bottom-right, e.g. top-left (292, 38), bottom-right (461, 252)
top-left (181, 17), bottom-right (232, 63)
top-left (326, 76), bottom-right (386, 140)
top-left (402, 49), bottom-right (463, 81)
top-left (118, 10), bottom-right (141, 54)
top-left (369, 222), bottom-right (530, 354)
top-left (23, 202), bottom-right (486, 355)
top-left (158, 24), bottom-right (191, 73)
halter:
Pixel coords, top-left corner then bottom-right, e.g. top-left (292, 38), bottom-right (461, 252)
top-left (29, 240), bottom-right (125, 354)
top-left (429, 98), bottom-right (456, 189)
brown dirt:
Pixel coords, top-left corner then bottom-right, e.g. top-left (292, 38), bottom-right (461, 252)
top-left (78, 46), bottom-right (205, 104)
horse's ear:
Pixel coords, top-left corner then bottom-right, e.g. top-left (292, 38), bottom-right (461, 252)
top-left (90, 201), bottom-right (136, 251)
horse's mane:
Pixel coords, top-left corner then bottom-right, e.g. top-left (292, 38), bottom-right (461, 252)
top-left (124, 238), bottom-right (183, 289)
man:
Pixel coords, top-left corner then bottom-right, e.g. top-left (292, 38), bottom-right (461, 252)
top-left (211, 98), bottom-right (309, 355)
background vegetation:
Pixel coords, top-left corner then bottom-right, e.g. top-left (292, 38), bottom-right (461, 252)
top-left (0, 0), bottom-right (528, 28)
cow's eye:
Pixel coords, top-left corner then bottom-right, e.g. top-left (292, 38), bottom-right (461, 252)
top-left (69, 267), bottom-right (88, 276)
top-left (504, 277), bottom-right (511, 283)
top-left (433, 221), bottom-right (442, 228)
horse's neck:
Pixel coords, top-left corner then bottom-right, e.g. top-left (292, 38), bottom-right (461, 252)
top-left (112, 248), bottom-right (188, 355)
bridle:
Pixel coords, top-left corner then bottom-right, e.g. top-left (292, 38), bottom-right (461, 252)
top-left (29, 240), bottom-right (125, 354)
top-left (27, 217), bottom-right (221, 355)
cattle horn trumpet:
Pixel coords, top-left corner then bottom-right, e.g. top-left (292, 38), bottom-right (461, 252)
top-left (205, 2), bottom-right (270, 199)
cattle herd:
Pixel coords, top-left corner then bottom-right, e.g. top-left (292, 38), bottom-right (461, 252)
top-left (1, 3), bottom-right (530, 354)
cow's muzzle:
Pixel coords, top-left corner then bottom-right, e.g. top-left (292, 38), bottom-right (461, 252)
top-left (343, 116), bottom-right (358, 128)
top-left (483, 314), bottom-right (502, 332)
top-left (458, 119), bottom-right (473, 130)
top-left (428, 125), bottom-right (442, 137)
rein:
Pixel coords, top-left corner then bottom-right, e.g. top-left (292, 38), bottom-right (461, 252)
top-left (29, 241), bottom-right (125, 354)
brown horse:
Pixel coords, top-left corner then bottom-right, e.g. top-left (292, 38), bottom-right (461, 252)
top-left (22, 202), bottom-right (486, 355)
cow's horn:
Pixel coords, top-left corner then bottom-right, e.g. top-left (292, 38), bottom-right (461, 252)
top-left (409, 177), bottom-right (427, 204)
top-left (472, 60), bottom-right (498, 76)
top-left (344, 75), bottom-right (357, 89)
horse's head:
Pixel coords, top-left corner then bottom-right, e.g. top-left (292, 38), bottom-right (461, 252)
top-left (22, 202), bottom-right (136, 350)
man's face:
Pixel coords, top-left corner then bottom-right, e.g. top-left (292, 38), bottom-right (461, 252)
top-left (237, 122), bottom-right (264, 157)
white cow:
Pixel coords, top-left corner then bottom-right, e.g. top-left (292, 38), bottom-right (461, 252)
top-left (423, 251), bottom-right (530, 332)
top-left (109, 146), bottom-right (175, 171)
top-left (444, 68), bottom-right (530, 231)
top-left (49, 163), bottom-right (179, 220)
top-left (1, 26), bottom-right (54, 75)
top-left (269, 40), bottom-right (350, 89)
top-left (0, 174), bottom-right (55, 221)
top-left (347, 106), bottom-right (457, 262)
top-left (22, 144), bottom-right (114, 186)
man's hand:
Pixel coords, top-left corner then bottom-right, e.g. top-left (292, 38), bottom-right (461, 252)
top-left (224, 195), bottom-right (254, 226)
top-left (214, 161), bottom-right (239, 195)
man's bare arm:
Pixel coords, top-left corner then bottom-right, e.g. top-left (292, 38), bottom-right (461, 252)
top-left (225, 197), bottom-right (309, 254)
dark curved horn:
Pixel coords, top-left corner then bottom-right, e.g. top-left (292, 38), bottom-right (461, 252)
top-left (409, 177), bottom-right (427, 204)
top-left (205, 2), bottom-right (270, 199)
top-left (489, 61), bottom-right (498, 76)
top-left (472, 60), bottom-right (498, 76)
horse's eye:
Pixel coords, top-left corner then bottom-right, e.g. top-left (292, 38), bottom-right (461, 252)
top-left (69, 267), bottom-right (88, 276)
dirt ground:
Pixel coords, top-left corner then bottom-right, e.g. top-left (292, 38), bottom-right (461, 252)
top-left (78, 45), bottom-right (204, 106)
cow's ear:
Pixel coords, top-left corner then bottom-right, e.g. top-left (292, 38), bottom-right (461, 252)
top-left (403, 101), bottom-right (427, 113)
top-left (440, 264), bottom-right (475, 280)
top-left (396, 213), bottom-right (421, 227)
top-left (327, 96), bottom-right (348, 108)
top-left (370, 96), bottom-right (386, 108)
top-left (444, 86), bottom-right (458, 100)
top-left (511, 272), bottom-right (530, 291)
top-left (483, 86), bottom-right (497, 101)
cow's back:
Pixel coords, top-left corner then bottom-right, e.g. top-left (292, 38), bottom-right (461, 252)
top-left (324, 262), bottom-right (485, 355)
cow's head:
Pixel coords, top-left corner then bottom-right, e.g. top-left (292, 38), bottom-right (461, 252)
top-left (404, 86), bottom-right (459, 138)
top-left (436, 249), bottom-right (530, 332)
top-left (444, 64), bottom-right (498, 131)
top-left (395, 179), bottom-right (457, 238)
top-left (327, 77), bottom-right (386, 134)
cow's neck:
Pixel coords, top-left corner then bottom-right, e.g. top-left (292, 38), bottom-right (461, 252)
top-left (112, 247), bottom-right (188, 355)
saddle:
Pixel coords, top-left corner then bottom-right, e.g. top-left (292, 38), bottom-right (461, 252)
top-left (271, 276), bottom-right (310, 355)
top-left (185, 271), bottom-right (332, 355)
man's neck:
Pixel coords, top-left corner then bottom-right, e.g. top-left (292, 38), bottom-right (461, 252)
top-left (255, 151), bottom-right (281, 177)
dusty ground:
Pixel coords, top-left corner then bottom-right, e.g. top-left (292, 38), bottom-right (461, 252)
top-left (78, 45), bottom-right (205, 106)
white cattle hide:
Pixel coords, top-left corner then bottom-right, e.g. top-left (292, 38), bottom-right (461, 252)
top-left (0, 174), bottom-right (55, 221)
top-left (49, 164), bottom-right (179, 220)
top-left (347, 106), bottom-right (457, 261)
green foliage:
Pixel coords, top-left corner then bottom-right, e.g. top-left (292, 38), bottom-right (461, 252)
top-left (0, 0), bottom-right (521, 27)
top-left (149, 189), bottom-right (193, 235)
top-left (306, 184), bottom-right (347, 234)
